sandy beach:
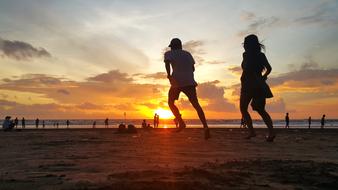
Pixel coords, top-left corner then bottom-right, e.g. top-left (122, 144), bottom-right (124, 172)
top-left (0, 128), bottom-right (338, 190)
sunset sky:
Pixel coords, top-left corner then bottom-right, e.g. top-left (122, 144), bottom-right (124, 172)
top-left (0, 0), bottom-right (338, 119)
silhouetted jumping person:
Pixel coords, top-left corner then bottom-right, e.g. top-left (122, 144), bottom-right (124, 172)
top-left (285, 113), bottom-right (290, 128)
top-left (239, 34), bottom-right (275, 142)
top-left (164, 38), bottom-right (210, 139)
top-left (308, 116), bottom-right (311, 129)
top-left (321, 114), bottom-right (325, 129)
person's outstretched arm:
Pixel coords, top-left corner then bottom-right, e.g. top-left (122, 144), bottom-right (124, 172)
top-left (261, 53), bottom-right (272, 80)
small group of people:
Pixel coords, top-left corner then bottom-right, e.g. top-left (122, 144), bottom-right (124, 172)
top-left (2, 116), bottom-right (24, 131)
top-left (153, 114), bottom-right (160, 128)
top-left (285, 113), bottom-right (326, 129)
top-left (141, 119), bottom-right (152, 129)
top-left (1, 117), bottom-right (73, 130)
top-left (2, 116), bottom-right (16, 131)
top-left (93, 118), bottom-right (111, 128)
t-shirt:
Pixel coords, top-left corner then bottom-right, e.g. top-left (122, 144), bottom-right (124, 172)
top-left (164, 49), bottom-right (197, 88)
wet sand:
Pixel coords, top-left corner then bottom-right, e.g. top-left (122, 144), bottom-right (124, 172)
top-left (0, 128), bottom-right (338, 190)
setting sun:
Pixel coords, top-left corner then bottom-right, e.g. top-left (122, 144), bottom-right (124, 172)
top-left (154, 108), bottom-right (174, 119)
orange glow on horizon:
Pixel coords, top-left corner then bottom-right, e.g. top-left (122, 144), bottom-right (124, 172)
top-left (154, 108), bottom-right (174, 119)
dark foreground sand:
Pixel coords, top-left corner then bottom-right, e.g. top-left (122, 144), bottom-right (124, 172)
top-left (0, 128), bottom-right (338, 190)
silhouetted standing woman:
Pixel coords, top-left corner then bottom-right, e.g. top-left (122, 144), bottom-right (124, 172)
top-left (321, 114), bottom-right (325, 129)
top-left (308, 116), bottom-right (311, 129)
top-left (240, 34), bottom-right (275, 142)
top-left (22, 117), bottom-right (25, 129)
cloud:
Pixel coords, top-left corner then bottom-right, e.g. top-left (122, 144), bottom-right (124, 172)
top-left (176, 80), bottom-right (237, 113)
top-left (140, 72), bottom-right (167, 80)
top-left (266, 98), bottom-right (286, 113)
top-left (0, 70), bottom-right (165, 102)
top-left (1, 74), bottom-right (63, 90)
top-left (238, 16), bottom-right (280, 37)
top-left (197, 81), bottom-right (236, 112)
top-left (294, 1), bottom-right (338, 26)
top-left (207, 60), bottom-right (226, 65)
top-left (269, 68), bottom-right (338, 88)
top-left (240, 11), bottom-right (256, 21)
top-left (0, 99), bottom-right (108, 119)
top-left (57, 89), bottom-right (70, 95)
top-left (183, 40), bottom-right (205, 56)
top-left (87, 70), bottom-right (133, 83)
top-left (0, 37), bottom-right (51, 60)
top-left (228, 66), bottom-right (242, 75)
top-left (77, 102), bottom-right (105, 110)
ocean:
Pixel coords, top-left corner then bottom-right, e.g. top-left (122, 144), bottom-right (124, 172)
top-left (2, 119), bottom-right (338, 129)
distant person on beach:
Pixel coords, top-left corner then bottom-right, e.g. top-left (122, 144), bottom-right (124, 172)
top-left (142, 119), bottom-right (147, 128)
top-left (56, 122), bottom-right (59, 128)
top-left (321, 114), bottom-right (325, 129)
top-left (42, 120), bottom-right (45, 128)
top-left (164, 38), bottom-right (210, 139)
top-left (66, 120), bottom-right (70, 128)
top-left (14, 117), bottom-right (18, 128)
top-left (104, 118), bottom-right (109, 128)
top-left (93, 121), bottom-right (96, 128)
top-left (35, 118), bottom-right (39, 128)
top-left (22, 117), bottom-right (25, 129)
top-left (240, 34), bottom-right (275, 142)
top-left (308, 116), bottom-right (311, 129)
top-left (285, 113), bottom-right (290, 128)
top-left (153, 113), bottom-right (158, 128)
top-left (156, 114), bottom-right (160, 127)
top-left (2, 116), bottom-right (15, 131)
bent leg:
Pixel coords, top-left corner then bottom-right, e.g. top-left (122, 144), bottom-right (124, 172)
top-left (257, 109), bottom-right (274, 133)
top-left (185, 87), bottom-right (210, 139)
top-left (190, 97), bottom-right (208, 128)
top-left (183, 87), bottom-right (208, 128)
top-left (240, 93), bottom-right (254, 134)
top-left (168, 87), bottom-right (184, 125)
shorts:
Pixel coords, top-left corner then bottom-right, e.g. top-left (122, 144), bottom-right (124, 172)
top-left (168, 85), bottom-right (197, 102)
top-left (240, 87), bottom-right (266, 111)
top-left (250, 96), bottom-right (266, 111)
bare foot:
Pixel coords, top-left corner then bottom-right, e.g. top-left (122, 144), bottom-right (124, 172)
top-left (175, 122), bottom-right (186, 133)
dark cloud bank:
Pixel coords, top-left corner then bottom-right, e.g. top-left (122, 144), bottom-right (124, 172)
top-left (0, 37), bottom-right (51, 60)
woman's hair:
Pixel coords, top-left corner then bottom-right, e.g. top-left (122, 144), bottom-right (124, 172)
top-left (243, 34), bottom-right (265, 53)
